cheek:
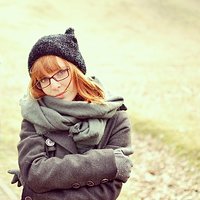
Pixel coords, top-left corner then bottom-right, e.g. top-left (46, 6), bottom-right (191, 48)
top-left (62, 77), bottom-right (77, 91)
top-left (61, 78), bottom-right (70, 86)
top-left (42, 87), bottom-right (50, 94)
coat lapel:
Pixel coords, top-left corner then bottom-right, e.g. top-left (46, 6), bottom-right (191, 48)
top-left (44, 131), bottom-right (78, 154)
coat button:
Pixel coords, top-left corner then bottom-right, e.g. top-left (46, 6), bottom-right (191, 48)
top-left (87, 180), bottom-right (95, 187)
top-left (25, 196), bottom-right (32, 200)
top-left (72, 183), bottom-right (80, 189)
top-left (101, 178), bottom-right (109, 183)
top-left (45, 138), bottom-right (55, 147)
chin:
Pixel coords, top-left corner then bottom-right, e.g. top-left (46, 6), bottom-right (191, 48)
top-left (62, 95), bottom-right (76, 101)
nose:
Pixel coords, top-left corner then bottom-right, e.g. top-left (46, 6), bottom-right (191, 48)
top-left (50, 78), bottom-right (61, 90)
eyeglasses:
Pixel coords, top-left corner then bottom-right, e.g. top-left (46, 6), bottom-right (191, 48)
top-left (36, 68), bottom-right (70, 89)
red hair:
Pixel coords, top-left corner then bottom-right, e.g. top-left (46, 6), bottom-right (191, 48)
top-left (29, 55), bottom-right (105, 103)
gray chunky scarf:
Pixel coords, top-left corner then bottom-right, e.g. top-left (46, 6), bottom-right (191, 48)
top-left (20, 95), bottom-right (124, 151)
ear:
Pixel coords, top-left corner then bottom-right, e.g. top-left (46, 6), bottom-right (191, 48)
top-left (65, 28), bottom-right (74, 35)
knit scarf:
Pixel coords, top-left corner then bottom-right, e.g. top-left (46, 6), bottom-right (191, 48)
top-left (20, 94), bottom-right (124, 152)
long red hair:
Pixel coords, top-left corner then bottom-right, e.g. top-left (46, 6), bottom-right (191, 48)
top-left (29, 55), bottom-right (105, 103)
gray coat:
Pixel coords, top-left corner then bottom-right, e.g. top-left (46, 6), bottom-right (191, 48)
top-left (18, 110), bottom-right (133, 200)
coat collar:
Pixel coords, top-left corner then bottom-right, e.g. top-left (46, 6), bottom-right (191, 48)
top-left (44, 131), bottom-right (78, 154)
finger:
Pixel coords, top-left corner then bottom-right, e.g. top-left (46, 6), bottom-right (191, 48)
top-left (8, 170), bottom-right (15, 175)
top-left (8, 169), bottom-right (19, 175)
top-left (120, 147), bottom-right (134, 156)
top-left (17, 181), bottom-right (22, 187)
top-left (11, 175), bottom-right (18, 184)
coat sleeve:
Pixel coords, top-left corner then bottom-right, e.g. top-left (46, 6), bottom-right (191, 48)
top-left (18, 120), bottom-right (118, 193)
top-left (101, 110), bottom-right (133, 155)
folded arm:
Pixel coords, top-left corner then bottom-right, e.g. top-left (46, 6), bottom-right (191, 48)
top-left (18, 110), bottom-right (133, 199)
top-left (18, 120), bottom-right (117, 193)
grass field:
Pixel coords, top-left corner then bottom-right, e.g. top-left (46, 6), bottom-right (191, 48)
top-left (1, 0), bottom-right (200, 199)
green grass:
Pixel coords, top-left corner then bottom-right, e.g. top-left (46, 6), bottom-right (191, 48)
top-left (132, 114), bottom-right (200, 168)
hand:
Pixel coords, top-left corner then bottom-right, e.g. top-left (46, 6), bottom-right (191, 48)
top-left (114, 149), bottom-right (133, 182)
top-left (8, 169), bottom-right (23, 187)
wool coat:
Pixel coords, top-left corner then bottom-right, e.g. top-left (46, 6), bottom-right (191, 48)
top-left (18, 110), bottom-right (133, 200)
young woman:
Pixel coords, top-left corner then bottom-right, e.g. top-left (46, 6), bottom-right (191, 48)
top-left (9, 28), bottom-right (133, 200)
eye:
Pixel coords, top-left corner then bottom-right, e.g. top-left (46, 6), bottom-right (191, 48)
top-left (40, 77), bottom-right (49, 83)
top-left (56, 70), bottom-right (65, 76)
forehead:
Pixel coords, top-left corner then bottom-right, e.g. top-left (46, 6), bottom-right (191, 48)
top-left (31, 56), bottom-right (69, 79)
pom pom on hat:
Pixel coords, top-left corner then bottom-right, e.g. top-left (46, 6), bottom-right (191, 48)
top-left (28, 27), bottom-right (86, 74)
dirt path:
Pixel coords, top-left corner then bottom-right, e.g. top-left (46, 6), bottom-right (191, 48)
top-left (119, 134), bottom-right (200, 200)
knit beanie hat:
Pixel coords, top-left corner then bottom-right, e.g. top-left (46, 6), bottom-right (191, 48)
top-left (28, 28), bottom-right (86, 74)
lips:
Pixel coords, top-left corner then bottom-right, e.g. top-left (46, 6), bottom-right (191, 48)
top-left (55, 94), bottom-right (64, 99)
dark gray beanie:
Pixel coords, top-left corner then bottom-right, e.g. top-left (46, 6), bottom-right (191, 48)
top-left (28, 28), bottom-right (86, 74)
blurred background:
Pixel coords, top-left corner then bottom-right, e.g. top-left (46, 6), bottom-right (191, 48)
top-left (1, 0), bottom-right (200, 199)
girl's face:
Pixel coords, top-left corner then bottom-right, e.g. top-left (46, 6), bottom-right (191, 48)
top-left (42, 68), bottom-right (77, 101)
top-left (37, 57), bottom-right (78, 101)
